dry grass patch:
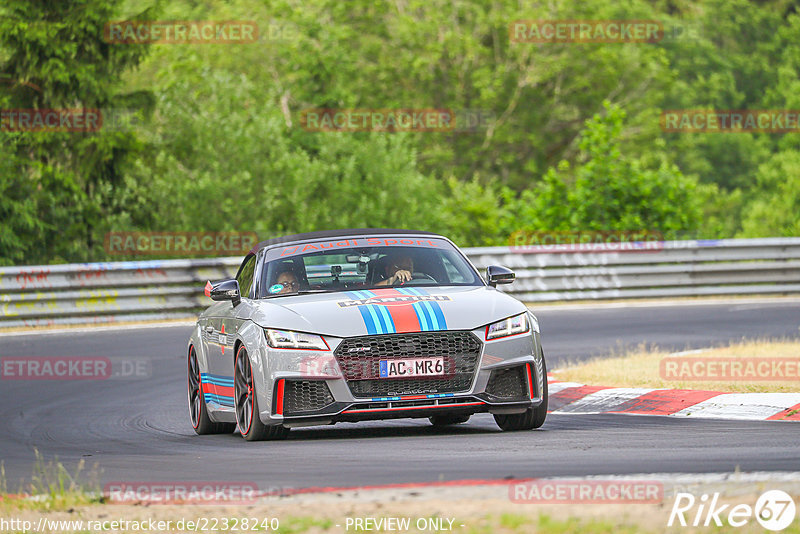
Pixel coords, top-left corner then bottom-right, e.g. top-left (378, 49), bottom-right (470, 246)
top-left (554, 340), bottom-right (800, 393)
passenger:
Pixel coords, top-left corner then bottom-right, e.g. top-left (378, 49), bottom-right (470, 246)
top-left (276, 269), bottom-right (300, 294)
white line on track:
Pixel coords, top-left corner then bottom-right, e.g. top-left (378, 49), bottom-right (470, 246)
top-left (0, 321), bottom-right (195, 337)
top-left (528, 296), bottom-right (800, 312)
top-left (672, 393), bottom-right (800, 420)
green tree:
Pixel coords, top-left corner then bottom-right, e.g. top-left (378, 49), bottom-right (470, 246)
top-left (125, 70), bottom-right (448, 240)
top-left (740, 150), bottom-right (800, 237)
top-left (0, 0), bottom-right (155, 264)
top-left (511, 102), bottom-right (702, 237)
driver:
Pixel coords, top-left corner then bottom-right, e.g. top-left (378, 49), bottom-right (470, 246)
top-left (376, 253), bottom-right (414, 286)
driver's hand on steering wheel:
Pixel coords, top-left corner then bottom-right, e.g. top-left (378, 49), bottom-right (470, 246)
top-left (388, 269), bottom-right (412, 285)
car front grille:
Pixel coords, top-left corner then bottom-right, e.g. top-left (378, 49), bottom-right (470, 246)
top-left (334, 332), bottom-right (481, 398)
top-left (283, 380), bottom-right (335, 414)
top-left (485, 365), bottom-right (529, 400)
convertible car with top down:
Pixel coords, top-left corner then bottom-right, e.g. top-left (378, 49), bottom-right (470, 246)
top-left (187, 229), bottom-right (548, 440)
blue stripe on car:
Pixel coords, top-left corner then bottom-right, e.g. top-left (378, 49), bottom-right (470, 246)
top-left (358, 305), bottom-right (378, 334)
top-left (406, 287), bottom-right (448, 330)
top-left (204, 394), bottom-right (235, 407)
top-left (412, 302), bottom-right (431, 330)
top-left (427, 300), bottom-right (447, 330)
top-left (200, 373), bottom-right (234, 386)
top-left (375, 304), bottom-right (396, 334)
top-left (365, 305), bottom-right (385, 334)
top-left (347, 290), bottom-right (397, 335)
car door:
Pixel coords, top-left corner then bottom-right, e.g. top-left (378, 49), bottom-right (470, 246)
top-left (201, 255), bottom-right (258, 404)
top-left (216, 254), bottom-right (258, 371)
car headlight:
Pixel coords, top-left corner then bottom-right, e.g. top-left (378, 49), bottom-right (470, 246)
top-left (485, 312), bottom-right (530, 340)
top-left (265, 329), bottom-right (329, 350)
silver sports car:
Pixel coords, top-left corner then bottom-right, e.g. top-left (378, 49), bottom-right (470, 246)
top-left (187, 229), bottom-right (548, 441)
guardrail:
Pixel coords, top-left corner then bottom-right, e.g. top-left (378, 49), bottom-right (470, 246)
top-left (2, 238), bottom-right (799, 328)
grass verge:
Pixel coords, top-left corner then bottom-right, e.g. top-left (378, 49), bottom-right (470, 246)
top-left (553, 340), bottom-right (800, 393)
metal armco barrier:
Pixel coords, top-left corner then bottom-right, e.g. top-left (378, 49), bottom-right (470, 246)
top-left (1, 238), bottom-right (799, 328)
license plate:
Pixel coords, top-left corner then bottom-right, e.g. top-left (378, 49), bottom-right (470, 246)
top-left (379, 357), bottom-right (444, 378)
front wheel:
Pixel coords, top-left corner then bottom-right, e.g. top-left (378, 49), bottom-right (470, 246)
top-left (234, 345), bottom-right (289, 441)
top-left (188, 346), bottom-right (235, 435)
top-left (494, 354), bottom-right (548, 431)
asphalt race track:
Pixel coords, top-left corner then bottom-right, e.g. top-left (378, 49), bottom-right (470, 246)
top-left (1, 299), bottom-right (799, 491)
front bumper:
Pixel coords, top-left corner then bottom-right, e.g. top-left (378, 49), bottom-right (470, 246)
top-left (279, 395), bottom-right (538, 427)
top-left (257, 326), bottom-right (545, 426)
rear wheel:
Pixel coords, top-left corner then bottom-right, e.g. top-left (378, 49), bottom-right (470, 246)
top-left (234, 345), bottom-right (289, 441)
top-left (494, 354), bottom-right (548, 431)
top-left (188, 346), bottom-right (235, 435)
top-left (429, 414), bottom-right (471, 426)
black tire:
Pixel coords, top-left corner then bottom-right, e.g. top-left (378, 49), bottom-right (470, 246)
top-left (429, 414), bottom-right (471, 426)
top-left (188, 346), bottom-right (236, 435)
top-left (493, 354), bottom-right (548, 431)
top-left (234, 345), bottom-right (289, 441)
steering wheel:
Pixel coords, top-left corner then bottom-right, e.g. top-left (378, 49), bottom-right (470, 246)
top-left (402, 272), bottom-right (436, 285)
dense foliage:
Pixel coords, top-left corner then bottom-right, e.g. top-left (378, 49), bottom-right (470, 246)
top-left (1, 0), bottom-right (799, 264)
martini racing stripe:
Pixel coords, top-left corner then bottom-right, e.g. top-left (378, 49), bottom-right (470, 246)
top-left (348, 291), bottom-right (397, 335)
top-left (370, 288), bottom-right (420, 333)
top-left (203, 393), bottom-right (235, 407)
top-left (200, 373), bottom-right (234, 406)
top-left (399, 287), bottom-right (448, 331)
top-left (346, 288), bottom-right (448, 333)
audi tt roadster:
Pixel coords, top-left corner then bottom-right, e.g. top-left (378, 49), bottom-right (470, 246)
top-left (187, 229), bottom-right (547, 440)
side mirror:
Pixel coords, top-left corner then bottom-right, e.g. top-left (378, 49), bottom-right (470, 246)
top-left (204, 279), bottom-right (241, 306)
top-left (486, 265), bottom-right (515, 288)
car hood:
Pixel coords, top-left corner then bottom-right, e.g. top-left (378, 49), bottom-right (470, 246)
top-left (248, 285), bottom-right (527, 337)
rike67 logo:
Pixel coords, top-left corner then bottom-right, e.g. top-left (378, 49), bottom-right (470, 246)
top-left (669, 490), bottom-right (797, 531)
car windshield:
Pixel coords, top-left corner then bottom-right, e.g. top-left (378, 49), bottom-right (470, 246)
top-left (259, 237), bottom-right (482, 297)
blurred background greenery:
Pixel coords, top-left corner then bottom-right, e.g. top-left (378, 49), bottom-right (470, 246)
top-left (1, 0), bottom-right (799, 264)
